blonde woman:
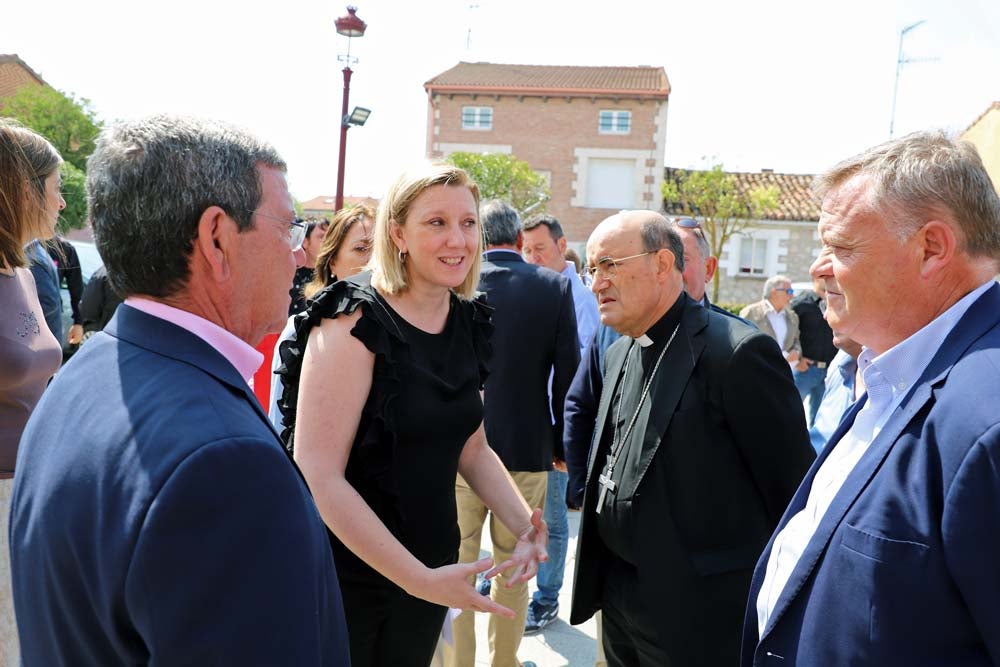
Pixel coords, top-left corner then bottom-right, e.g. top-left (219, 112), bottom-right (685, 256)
top-left (279, 163), bottom-right (547, 666)
top-left (0, 120), bottom-right (64, 665)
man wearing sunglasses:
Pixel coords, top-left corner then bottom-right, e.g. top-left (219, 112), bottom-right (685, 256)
top-left (570, 211), bottom-right (813, 666)
top-left (739, 275), bottom-right (802, 367)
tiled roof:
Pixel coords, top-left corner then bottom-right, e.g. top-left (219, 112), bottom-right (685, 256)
top-left (0, 54), bottom-right (46, 101)
top-left (663, 167), bottom-right (820, 222)
top-left (962, 101), bottom-right (1000, 135)
top-left (425, 62), bottom-right (670, 99)
top-left (300, 195), bottom-right (379, 213)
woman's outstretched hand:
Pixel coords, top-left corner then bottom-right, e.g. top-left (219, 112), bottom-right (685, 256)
top-left (409, 557), bottom-right (517, 618)
top-left (485, 507), bottom-right (548, 586)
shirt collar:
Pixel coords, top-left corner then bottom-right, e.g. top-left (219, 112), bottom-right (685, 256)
top-left (124, 297), bottom-right (264, 384)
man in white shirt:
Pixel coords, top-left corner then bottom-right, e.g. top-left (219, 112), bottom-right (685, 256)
top-left (739, 275), bottom-right (802, 366)
top-left (741, 131), bottom-right (1000, 666)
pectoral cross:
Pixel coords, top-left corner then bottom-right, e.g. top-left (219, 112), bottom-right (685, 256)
top-left (595, 455), bottom-right (617, 515)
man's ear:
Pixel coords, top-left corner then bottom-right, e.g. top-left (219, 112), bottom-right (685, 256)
top-left (557, 236), bottom-right (567, 255)
top-left (917, 219), bottom-right (956, 279)
top-left (193, 206), bottom-right (238, 283)
top-left (704, 255), bottom-right (718, 283)
top-left (656, 247), bottom-right (676, 279)
top-left (515, 230), bottom-right (524, 251)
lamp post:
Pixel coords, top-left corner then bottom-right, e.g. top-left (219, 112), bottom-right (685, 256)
top-left (334, 6), bottom-right (367, 211)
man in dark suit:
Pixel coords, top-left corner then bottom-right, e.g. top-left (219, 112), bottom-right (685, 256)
top-left (570, 210), bottom-right (813, 666)
top-left (789, 277), bottom-right (838, 427)
top-left (9, 115), bottom-right (349, 666)
top-left (743, 132), bottom-right (1000, 666)
top-left (448, 200), bottom-right (579, 667)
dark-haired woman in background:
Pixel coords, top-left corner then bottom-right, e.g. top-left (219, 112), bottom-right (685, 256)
top-left (268, 205), bottom-right (374, 427)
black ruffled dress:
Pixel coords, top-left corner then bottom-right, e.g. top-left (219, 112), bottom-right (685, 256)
top-left (276, 272), bottom-right (492, 655)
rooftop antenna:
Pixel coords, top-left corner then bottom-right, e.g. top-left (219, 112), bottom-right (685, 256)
top-left (889, 20), bottom-right (937, 138)
top-left (466, 4), bottom-right (480, 51)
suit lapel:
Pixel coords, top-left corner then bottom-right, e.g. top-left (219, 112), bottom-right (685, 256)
top-left (759, 282), bottom-right (1000, 640)
top-left (624, 301), bottom-right (707, 497)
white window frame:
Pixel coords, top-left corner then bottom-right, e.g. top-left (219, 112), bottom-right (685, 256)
top-left (720, 227), bottom-right (790, 278)
top-left (598, 110), bottom-right (631, 135)
top-left (462, 106), bottom-right (493, 131)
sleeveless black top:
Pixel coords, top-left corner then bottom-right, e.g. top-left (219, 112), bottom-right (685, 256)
top-left (277, 272), bottom-right (492, 579)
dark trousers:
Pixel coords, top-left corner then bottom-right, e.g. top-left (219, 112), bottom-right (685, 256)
top-left (601, 558), bottom-right (672, 667)
top-left (340, 570), bottom-right (448, 667)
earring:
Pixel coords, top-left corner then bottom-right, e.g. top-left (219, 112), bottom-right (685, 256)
top-left (398, 248), bottom-right (408, 265)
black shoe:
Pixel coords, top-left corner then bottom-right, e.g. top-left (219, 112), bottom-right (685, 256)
top-left (524, 599), bottom-right (559, 634)
top-left (476, 575), bottom-right (491, 597)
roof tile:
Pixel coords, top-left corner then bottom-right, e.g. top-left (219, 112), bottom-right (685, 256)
top-left (425, 62), bottom-right (669, 98)
top-left (664, 167), bottom-right (820, 222)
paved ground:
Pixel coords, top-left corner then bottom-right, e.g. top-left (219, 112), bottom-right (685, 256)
top-left (468, 510), bottom-right (599, 667)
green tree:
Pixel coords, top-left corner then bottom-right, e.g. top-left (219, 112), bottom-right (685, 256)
top-left (445, 152), bottom-right (550, 216)
top-left (4, 85), bottom-right (102, 172)
top-left (58, 162), bottom-right (88, 233)
top-left (661, 165), bottom-right (780, 302)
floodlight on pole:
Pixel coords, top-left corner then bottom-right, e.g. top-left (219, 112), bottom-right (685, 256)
top-left (334, 6), bottom-right (367, 212)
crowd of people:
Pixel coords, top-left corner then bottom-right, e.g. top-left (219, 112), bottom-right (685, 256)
top-left (2, 113), bottom-right (1000, 667)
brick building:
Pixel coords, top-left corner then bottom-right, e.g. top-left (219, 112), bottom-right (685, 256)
top-left (0, 53), bottom-right (46, 106)
top-left (424, 62), bottom-right (670, 244)
top-left (961, 102), bottom-right (1000, 193)
top-left (664, 167), bottom-right (821, 305)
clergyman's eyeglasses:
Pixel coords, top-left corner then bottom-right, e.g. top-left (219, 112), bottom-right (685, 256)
top-left (586, 251), bottom-right (654, 279)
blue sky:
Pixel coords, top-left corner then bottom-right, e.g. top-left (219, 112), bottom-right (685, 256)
top-left (4, 0), bottom-right (998, 201)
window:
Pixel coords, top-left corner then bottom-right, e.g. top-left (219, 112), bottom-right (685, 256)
top-left (738, 237), bottom-right (769, 276)
top-left (462, 106), bottom-right (493, 130)
top-left (585, 158), bottom-right (635, 209)
top-left (599, 110), bottom-right (631, 134)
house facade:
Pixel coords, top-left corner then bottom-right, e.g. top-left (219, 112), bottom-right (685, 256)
top-left (961, 102), bottom-right (1000, 193)
top-left (663, 168), bottom-right (821, 305)
top-left (300, 195), bottom-right (379, 220)
top-left (424, 62), bottom-right (670, 242)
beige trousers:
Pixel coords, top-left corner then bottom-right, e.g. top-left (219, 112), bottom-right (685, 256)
top-left (444, 471), bottom-right (547, 667)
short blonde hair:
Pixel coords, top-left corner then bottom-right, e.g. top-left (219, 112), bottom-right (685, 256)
top-left (371, 162), bottom-right (483, 300)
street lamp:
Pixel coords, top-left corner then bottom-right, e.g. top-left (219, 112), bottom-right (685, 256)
top-left (334, 5), bottom-right (368, 211)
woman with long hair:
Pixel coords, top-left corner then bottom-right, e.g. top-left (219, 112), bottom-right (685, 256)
top-left (278, 163), bottom-right (547, 666)
top-left (268, 204), bottom-right (374, 427)
top-left (0, 119), bottom-right (65, 665)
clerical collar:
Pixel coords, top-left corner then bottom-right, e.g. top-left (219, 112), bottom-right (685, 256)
top-left (632, 292), bottom-right (687, 348)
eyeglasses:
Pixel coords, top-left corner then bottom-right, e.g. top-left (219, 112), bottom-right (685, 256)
top-left (775, 287), bottom-right (795, 295)
top-left (245, 209), bottom-right (307, 249)
top-left (586, 251), bottom-right (653, 279)
top-left (673, 217), bottom-right (701, 229)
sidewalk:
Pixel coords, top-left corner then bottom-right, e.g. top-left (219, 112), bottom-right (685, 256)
top-left (468, 510), bottom-right (599, 666)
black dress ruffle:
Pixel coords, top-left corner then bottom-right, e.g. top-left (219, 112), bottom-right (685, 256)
top-left (275, 272), bottom-right (492, 564)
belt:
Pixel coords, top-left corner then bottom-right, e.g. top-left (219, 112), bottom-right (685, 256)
top-left (815, 361), bottom-right (828, 369)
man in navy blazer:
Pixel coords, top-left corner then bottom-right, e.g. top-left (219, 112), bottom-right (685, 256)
top-left (743, 132), bottom-right (1000, 666)
top-left (10, 116), bottom-right (349, 665)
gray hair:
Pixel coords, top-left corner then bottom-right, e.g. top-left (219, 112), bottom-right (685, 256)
top-left (87, 115), bottom-right (286, 298)
top-left (523, 214), bottom-right (564, 241)
top-left (668, 219), bottom-right (711, 261)
top-left (813, 130), bottom-right (1000, 258)
top-left (640, 215), bottom-right (685, 273)
top-left (480, 199), bottom-right (521, 246)
top-left (762, 274), bottom-right (791, 300)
